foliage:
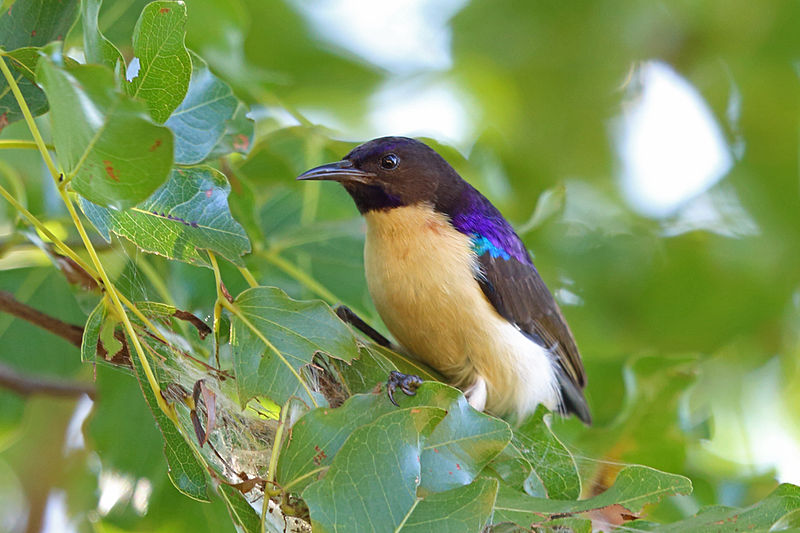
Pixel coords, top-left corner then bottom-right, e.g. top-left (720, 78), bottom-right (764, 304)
top-left (0, 1), bottom-right (798, 532)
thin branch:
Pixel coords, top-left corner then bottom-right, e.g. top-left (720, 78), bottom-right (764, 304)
top-left (0, 290), bottom-right (132, 367)
top-left (0, 291), bottom-right (84, 347)
top-left (0, 362), bottom-right (96, 399)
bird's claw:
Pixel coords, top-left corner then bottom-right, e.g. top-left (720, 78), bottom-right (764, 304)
top-left (387, 370), bottom-right (423, 406)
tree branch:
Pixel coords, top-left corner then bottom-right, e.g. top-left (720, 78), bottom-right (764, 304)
top-left (0, 362), bottom-right (96, 399)
top-left (0, 290), bottom-right (132, 367)
top-left (0, 290), bottom-right (83, 347)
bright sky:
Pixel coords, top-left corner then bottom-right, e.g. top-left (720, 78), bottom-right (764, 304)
top-left (616, 61), bottom-right (733, 218)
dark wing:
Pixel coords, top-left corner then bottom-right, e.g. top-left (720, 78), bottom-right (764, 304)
top-left (477, 252), bottom-right (591, 424)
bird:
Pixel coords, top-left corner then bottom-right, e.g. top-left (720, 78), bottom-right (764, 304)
top-left (297, 136), bottom-right (590, 424)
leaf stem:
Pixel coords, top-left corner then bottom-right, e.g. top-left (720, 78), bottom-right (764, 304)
top-left (0, 182), bottom-right (97, 281)
top-left (219, 297), bottom-right (318, 408)
top-left (267, 400), bottom-right (289, 484)
top-left (208, 251), bottom-right (225, 367)
top-left (263, 399), bottom-right (290, 533)
top-left (0, 53), bottom-right (60, 180)
top-left (63, 190), bottom-right (174, 417)
top-left (238, 265), bottom-right (259, 288)
top-left (0, 182), bottom-right (169, 347)
top-left (281, 467), bottom-right (324, 492)
top-left (0, 140), bottom-right (54, 150)
top-left (1, 52), bottom-right (172, 419)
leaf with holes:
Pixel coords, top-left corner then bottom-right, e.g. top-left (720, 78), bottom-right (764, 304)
top-left (80, 166), bottom-right (250, 266)
top-left (36, 58), bottom-right (173, 208)
top-left (126, 0), bottom-right (191, 123)
top-left (166, 53), bottom-right (238, 164)
top-left (230, 286), bottom-right (360, 407)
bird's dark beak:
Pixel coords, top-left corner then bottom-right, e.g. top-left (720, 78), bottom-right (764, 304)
top-left (296, 160), bottom-right (374, 184)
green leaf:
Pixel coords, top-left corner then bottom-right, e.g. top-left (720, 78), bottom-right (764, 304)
top-left (516, 184), bottom-right (566, 235)
top-left (206, 102), bottom-right (254, 160)
top-left (80, 166), bottom-right (251, 266)
top-left (218, 484), bottom-right (262, 533)
top-left (484, 442), bottom-right (546, 498)
top-left (303, 407), bottom-right (444, 533)
top-left (80, 298), bottom-right (106, 362)
top-left (81, 0), bottom-right (123, 72)
top-left (339, 342), bottom-right (441, 395)
top-left (166, 53), bottom-right (238, 164)
top-left (278, 383), bottom-right (507, 497)
top-left (401, 478), bottom-right (498, 533)
top-left (277, 393), bottom-right (393, 494)
top-left (630, 483), bottom-right (800, 532)
top-left (492, 465), bottom-right (692, 528)
top-left (129, 342), bottom-right (210, 501)
top-left (230, 286), bottom-right (360, 406)
top-left (36, 58), bottom-right (173, 208)
top-left (0, 41), bottom-right (56, 124)
top-left (513, 405), bottom-right (581, 499)
top-left (415, 385), bottom-right (512, 495)
top-left (0, 0), bottom-right (78, 51)
top-left (127, 0), bottom-right (191, 123)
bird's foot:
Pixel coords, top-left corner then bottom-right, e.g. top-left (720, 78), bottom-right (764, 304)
top-left (387, 370), bottom-right (423, 406)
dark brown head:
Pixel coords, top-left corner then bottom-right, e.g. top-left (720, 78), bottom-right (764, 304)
top-left (297, 136), bottom-right (465, 213)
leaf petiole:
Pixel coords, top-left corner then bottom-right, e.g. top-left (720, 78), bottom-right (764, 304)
top-left (1, 50), bottom-right (173, 420)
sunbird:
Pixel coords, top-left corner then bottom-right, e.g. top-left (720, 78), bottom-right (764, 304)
top-left (298, 137), bottom-right (590, 424)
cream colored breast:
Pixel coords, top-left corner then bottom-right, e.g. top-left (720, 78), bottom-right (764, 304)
top-left (364, 204), bottom-right (483, 375)
top-left (363, 203), bottom-right (560, 419)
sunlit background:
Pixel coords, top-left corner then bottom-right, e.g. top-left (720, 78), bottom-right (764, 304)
top-left (2, 0), bottom-right (799, 531)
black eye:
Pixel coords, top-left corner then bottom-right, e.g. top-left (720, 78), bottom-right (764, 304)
top-left (380, 153), bottom-right (399, 170)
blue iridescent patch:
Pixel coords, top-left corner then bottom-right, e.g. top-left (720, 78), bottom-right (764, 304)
top-left (471, 234), bottom-right (510, 260)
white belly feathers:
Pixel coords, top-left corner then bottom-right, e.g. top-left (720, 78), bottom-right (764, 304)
top-left (363, 203), bottom-right (561, 420)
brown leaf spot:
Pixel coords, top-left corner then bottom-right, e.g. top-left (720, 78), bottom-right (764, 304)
top-left (149, 138), bottom-right (162, 151)
top-left (0, 113), bottom-right (8, 134)
top-left (233, 134), bottom-right (250, 152)
top-left (103, 160), bottom-right (119, 182)
top-left (159, 7), bottom-right (170, 13)
top-left (205, 188), bottom-right (213, 198)
top-left (312, 445), bottom-right (327, 465)
top-left (31, 30), bottom-right (36, 37)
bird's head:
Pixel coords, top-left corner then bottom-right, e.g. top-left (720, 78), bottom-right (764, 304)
top-left (297, 137), bottom-right (463, 213)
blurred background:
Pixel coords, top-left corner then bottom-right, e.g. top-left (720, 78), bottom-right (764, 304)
top-left (2, 0), bottom-right (799, 530)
